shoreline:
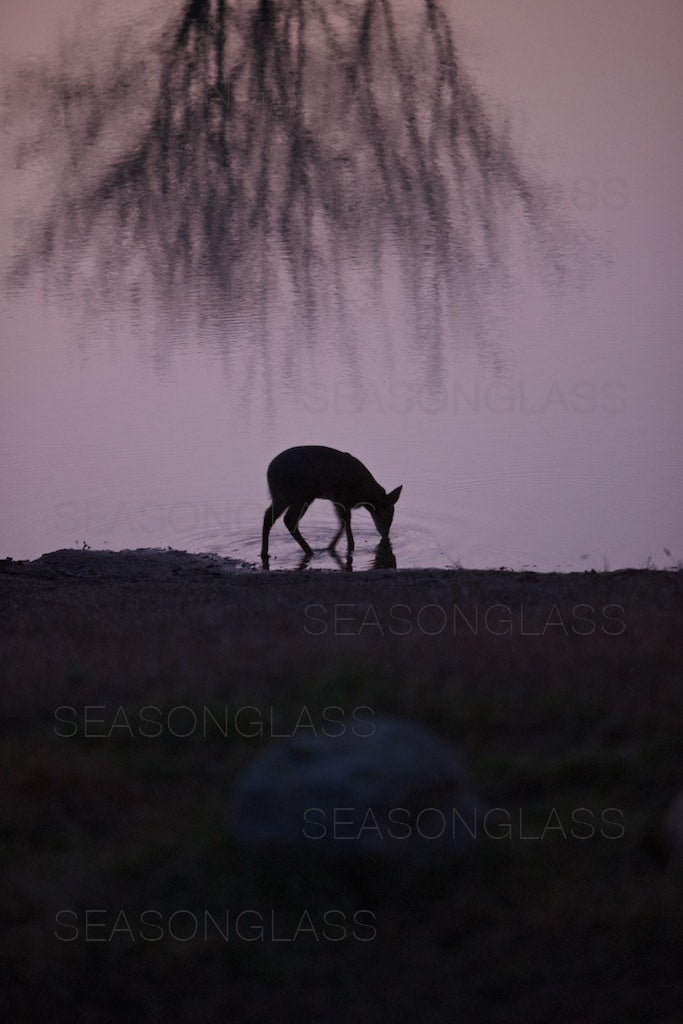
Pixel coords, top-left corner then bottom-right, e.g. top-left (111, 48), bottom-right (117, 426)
top-left (2, 545), bottom-right (679, 578)
top-left (3, 546), bottom-right (680, 714)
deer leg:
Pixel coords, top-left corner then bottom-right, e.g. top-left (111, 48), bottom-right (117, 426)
top-left (261, 499), bottom-right (286, 558)
top-left (339, 507), bottom-right (354, 551)
top-left (328, 504), bottom-right (346, 551)
top-left (284, 501), bottom-right (313, 556)
top-left (329, 504), bottom-right (354, 552)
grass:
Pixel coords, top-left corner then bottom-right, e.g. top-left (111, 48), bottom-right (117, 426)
top-left (1, 549), bottom-right (682, 1022)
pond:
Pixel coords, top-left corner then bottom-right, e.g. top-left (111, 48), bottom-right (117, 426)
top-left (1, 0), bottom-right (681, 570)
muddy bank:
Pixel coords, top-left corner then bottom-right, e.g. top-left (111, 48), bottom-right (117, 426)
top-left (3, 546), bottom-right (680, 714)
top-left (2, 549), bottom-right (682, 1022)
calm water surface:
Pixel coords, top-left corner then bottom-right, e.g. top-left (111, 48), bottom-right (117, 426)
top-left (1, 0), bottom-right (681, 570)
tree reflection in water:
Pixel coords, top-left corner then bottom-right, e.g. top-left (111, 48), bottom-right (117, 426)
top-left (9, 0), bottom-right (571, 376)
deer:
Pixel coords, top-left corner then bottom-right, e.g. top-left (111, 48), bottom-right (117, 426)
top-left (261, 446), bottom-right (402, 560)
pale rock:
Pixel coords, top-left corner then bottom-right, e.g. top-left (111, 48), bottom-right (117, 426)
top-left (230, 716), bottom-right (479, 863)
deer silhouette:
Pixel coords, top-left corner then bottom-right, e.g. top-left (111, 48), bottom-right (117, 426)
top-left (261, 446), bottom-right (402, 559)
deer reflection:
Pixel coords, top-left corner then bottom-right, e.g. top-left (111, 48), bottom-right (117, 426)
top-left (261, 539), bottom-right (394, 572)
top-left (324, 549), bottom-right (352, 573)
top-left (318, 537), bottom-right (395, 571)
top-left (9, 0), bottom-right (566, 363)
top-left (373, 537), bottom-right (396, 570)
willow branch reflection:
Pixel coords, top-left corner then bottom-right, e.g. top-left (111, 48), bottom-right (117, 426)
top-left (9, 0), bottom-right (569, 355)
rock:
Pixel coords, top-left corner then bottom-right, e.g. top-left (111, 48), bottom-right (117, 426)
top-left (230, 717), bottom-right (478, 863)
top-left (32, 548), bottom-right (244, 579)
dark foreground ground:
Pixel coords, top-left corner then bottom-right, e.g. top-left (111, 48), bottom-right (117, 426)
top-left (1, 549), bottom-right (682, 1023)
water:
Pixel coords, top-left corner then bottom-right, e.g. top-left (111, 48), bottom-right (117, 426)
top-left (1, 0), bottom-right (682, 570)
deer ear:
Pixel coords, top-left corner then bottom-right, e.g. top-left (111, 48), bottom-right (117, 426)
top-left (387, 485), bottom-right (402, 505)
